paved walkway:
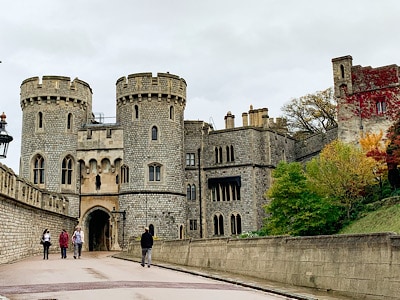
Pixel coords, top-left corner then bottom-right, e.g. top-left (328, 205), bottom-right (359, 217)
top-left (0, 251), bottom-right (352, 300)
top-left (114, 252), bottom-right (353, 300)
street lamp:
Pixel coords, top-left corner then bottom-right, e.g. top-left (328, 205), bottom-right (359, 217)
top-left (111, 207), bottom-right (126, 250)
top-left (0, 112), bottom-right (13, 158)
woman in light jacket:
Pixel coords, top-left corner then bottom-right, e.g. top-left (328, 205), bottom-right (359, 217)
top-left (72, 226), bottom-right (84, 259)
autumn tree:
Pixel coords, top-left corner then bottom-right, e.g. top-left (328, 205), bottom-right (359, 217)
top-left (264, 162), bottom-right (341, 236)
top-left (281, 87), bottom-right (337, 138)
top-left (359, 130), bottom-right (388, 195)
top-left (386, 118), bottom-right (400, 189)
top-left (306, 140), bottom-right (377, 219)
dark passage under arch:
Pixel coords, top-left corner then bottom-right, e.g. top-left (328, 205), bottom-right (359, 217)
top-left (87, 209), bottom-right (110, 251)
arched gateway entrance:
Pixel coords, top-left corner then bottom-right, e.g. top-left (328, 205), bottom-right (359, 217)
top-left (84, 207), bottom-right (112, 251)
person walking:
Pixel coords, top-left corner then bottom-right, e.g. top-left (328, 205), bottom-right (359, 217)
top-left (72, 226), bottom-right (84, 259)
top-left (140, 227), bottom-right (153, 268)
top-left (59, 229), bottom-right (69, 259)
top-left (42, 229), bottom-right (51, 260)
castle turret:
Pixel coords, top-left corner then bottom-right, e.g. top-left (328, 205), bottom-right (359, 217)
top-left (116, 72), bottom-right (187, 239)
top-left (20, 76), bottom-right (92, 215)
top-left (332, 55), bottom-right (353, 97)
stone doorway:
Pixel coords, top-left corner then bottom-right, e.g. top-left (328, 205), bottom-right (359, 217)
top-left (87, 209), bottom-right (111, 251)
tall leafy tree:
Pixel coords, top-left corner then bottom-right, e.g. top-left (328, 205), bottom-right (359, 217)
top-left (264, 162), bottom-right (341, 236)
top-left (359, 130), bottom-right (388, 194)
top-left (281, 87), bottom-right (337, 138)
top-left (306, 140), bottom-right (376, 219)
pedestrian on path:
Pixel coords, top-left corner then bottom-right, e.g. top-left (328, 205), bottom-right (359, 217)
top-left (140, 226), bottom-right (153, 268)
top-left (41, 229), bottom-right (51, 260)
top-left (72, 226), bottom-right (84, 259)
top-left (59, 229), bottom-right (69, 259)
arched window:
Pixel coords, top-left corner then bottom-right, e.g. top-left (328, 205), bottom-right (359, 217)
top-left (340, 64), bottom-right (345, 79)
top-left (149, 164), bottom-right (161, 181)
top-left (33, 155), bottom-right (45, 184)
top-left (169, 106), bottom-right (174, 120)
top-left (89, 159), bottom-right (97, 174)
top-left (231, 213), bottom-right (242, 235)
top-left (38, 112), bottom-right (43, 129)
top-left (101, 158), bottom-right (111, 173)
top-left (230, 145), bottom-right (234, 161)
top-left (61, 156), bottom-right (73, 185)
top-left (219, 215), bottom-right (224, 235)
top-left (151, 126), bottom-right (158, 140)
top-left (187, 184), bottom-right (196, 200)
top-left (134, 105), bottom-right (139, 119)
top-left (186, 184), bottom-right (191, 200)
top-left (191, 184), bottom-right (196, 200)
top-left (121, 165), bottom-right (129, 183)
top-left (226, 146), bottom-right (230, 162)
top-left (213, 213), bottom-right (224, 236)
top-left (67, 113), bottom-right (73, 130)
top-left (215, 147), bottom-right (223, 164)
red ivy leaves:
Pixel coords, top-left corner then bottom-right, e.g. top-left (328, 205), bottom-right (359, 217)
top-left (340, 65), bottom-right (400, 121)
top-left (346, 88), bottom-right (400, 120)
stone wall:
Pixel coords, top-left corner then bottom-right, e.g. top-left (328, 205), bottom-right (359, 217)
top-left (294, 126), bottom-right (338, 163)
top-left (0, 163), bottom-right (77, 264)
top-left (127, 233), bottom-right (400, 300)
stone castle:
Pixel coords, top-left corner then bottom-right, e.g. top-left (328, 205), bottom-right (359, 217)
top-left (14, 55), bottom-right (400, 251)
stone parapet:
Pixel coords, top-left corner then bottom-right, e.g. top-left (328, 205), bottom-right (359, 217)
top-left (127, 233), bottom-right (400, 299)
top-left (0, 162), bottom-right (69, 215)
top-left (20, 76), bottom-right (92, 110)
top-left (116, 72), bottom-right (186, 106)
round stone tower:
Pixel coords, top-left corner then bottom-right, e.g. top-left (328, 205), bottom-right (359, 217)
top-left (20, 76), bottom-right (93, 216)
top-left (116, 72), bottom-right (187, 239)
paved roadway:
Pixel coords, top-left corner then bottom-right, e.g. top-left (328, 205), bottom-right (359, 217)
top-left (0, 252), bottom-right (350, 300)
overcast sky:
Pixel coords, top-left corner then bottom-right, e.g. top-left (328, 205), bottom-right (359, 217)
top-left (1, 0), bottom-right (399, 173)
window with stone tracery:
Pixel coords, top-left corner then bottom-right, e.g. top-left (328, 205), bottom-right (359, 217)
top-left (61, 156), bottom-right (73, 185)
top-left (231, 213), bottom-right (242, 235)
top-left (148, 163), bottom-right (161, 182)
top-left (33, 155), bottom-right (45, 184)
top-left (213, 213), bottom-right (224, 236)
top-left (121, 165), bottom-right (129, 183)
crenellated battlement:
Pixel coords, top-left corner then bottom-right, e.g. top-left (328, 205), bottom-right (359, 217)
top-left (116, 72), bottom-right (186, 106)
top-left (0, 162), bottom-right (69, 215)
top-left (20, 76), bottom-right (92, 109)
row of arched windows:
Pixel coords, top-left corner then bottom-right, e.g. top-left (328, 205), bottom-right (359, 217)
top-left (33, 155), bottom-right (76, 185)
top-left (215, 145), bottom-right (235, 164)
top-left (33, 153), bottom-right (163, 186)
top-left (133, 104), bottom-right (175, 121)
top-left (211, 182), bottom-right (240, 201)
top-left (213, 213), bottom-right (242, 236)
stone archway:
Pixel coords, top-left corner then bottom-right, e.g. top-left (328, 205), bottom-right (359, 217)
top-left (84, 208), bottom-right (111, 251)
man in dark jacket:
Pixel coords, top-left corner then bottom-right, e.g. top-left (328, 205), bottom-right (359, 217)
top-left (140, 227), bottom-right (153, 268)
